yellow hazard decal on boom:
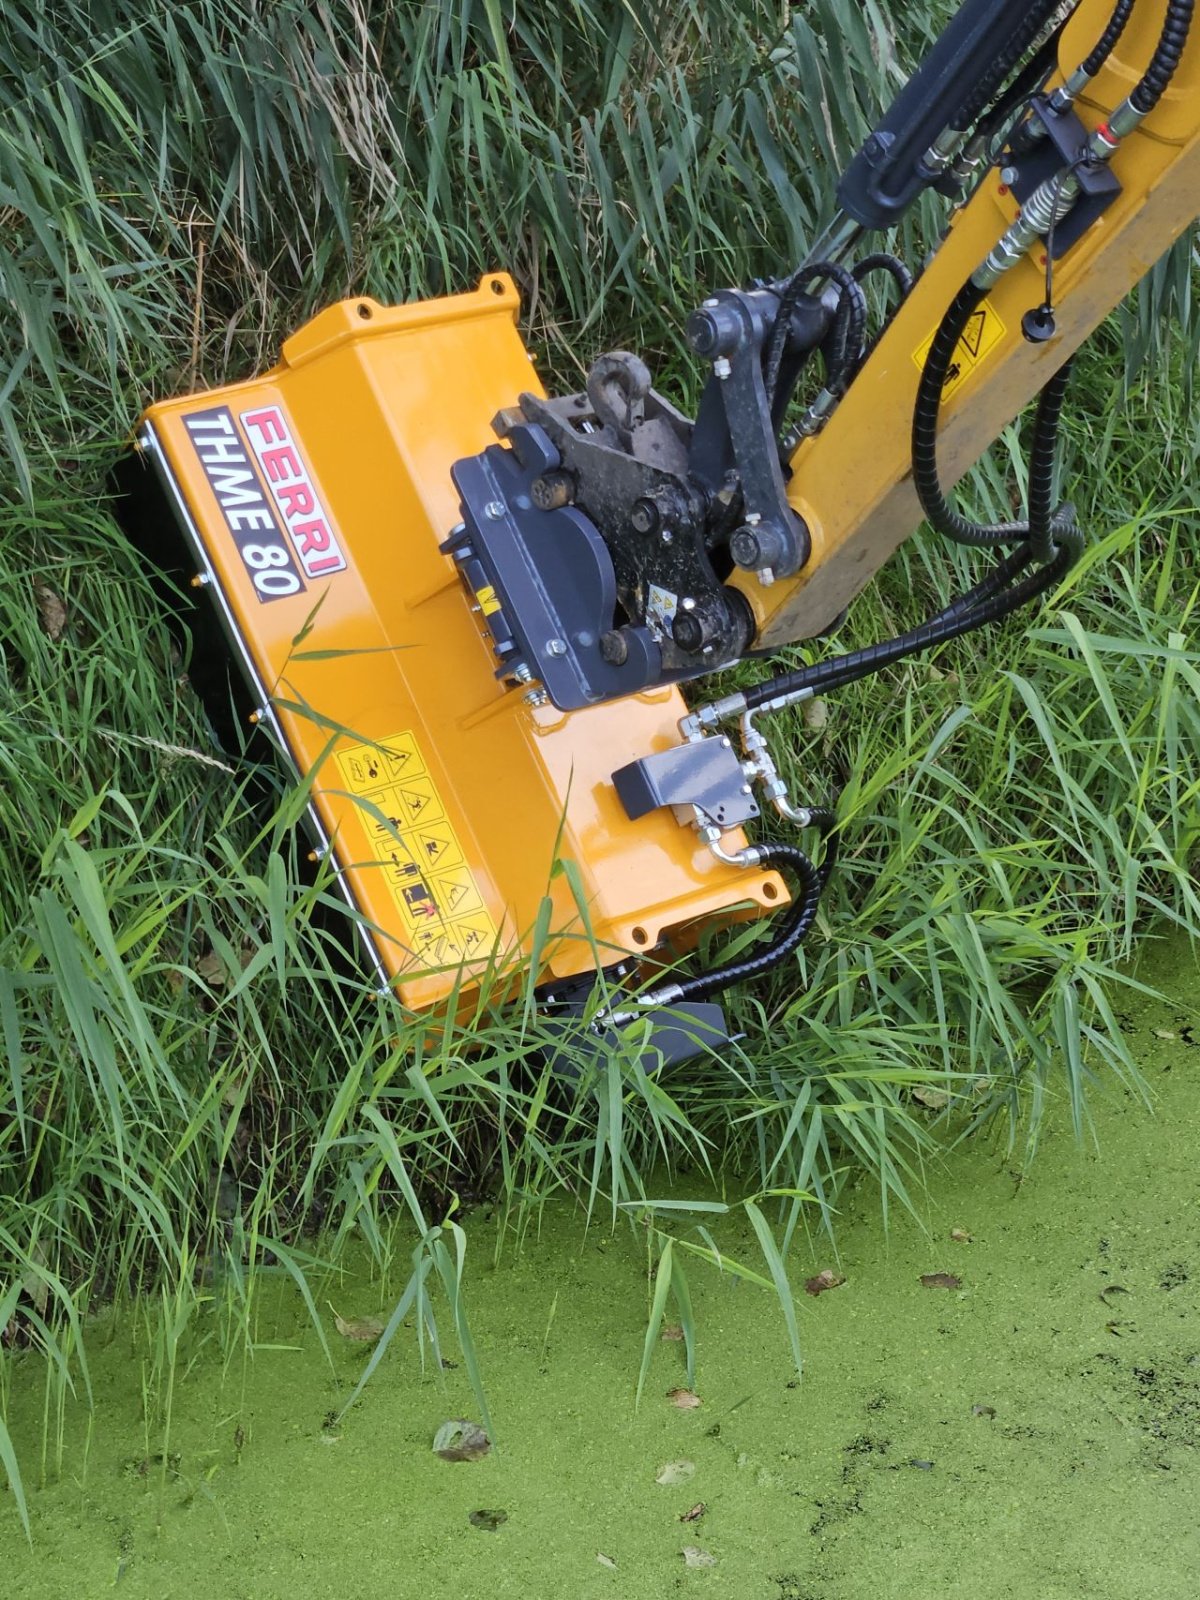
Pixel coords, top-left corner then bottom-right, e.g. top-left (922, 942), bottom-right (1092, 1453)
top-left (335, 732), bottom-right (500, 966)
top-left (913, 297), bottom-right (1007, 399)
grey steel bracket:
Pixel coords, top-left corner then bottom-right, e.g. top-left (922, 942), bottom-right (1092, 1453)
top-left (612, 735), bottom-right (759, 829)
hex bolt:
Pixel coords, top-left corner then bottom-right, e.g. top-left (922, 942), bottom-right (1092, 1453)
top-left (1000, 165), bottom-right (1018, 186)
top-left (713, 357), bottom-right (732, 380)
top-left (484, 500), bottom-right (505, 520)
top-left (546, 638), bottom-right (567, 656)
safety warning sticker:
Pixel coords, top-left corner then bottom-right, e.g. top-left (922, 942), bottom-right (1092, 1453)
top-left (334, 733), bottom-right (499, 963)
top-left (912, 297), bottom-right (1007, 400)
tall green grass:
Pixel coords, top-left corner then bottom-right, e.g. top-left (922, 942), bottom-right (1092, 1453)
top-left (2, 0), bottom-right (1198, 1537)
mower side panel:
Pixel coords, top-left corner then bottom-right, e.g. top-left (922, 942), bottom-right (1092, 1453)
top-left (130, 276), bottom-right (784, 1009)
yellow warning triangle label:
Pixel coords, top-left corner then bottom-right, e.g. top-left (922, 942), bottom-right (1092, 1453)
top-left (399, 785), bottom-right (432, 819)
top-left (961, 310), bottom-right (987, 359)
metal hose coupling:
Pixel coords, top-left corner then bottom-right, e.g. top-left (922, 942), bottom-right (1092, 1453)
top-left (972, 170), bottom-right (1081, 291)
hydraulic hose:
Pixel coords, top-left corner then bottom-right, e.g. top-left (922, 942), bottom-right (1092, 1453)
top-left (643, 825), bottom-right (838, 1006)
top-left (739, 539), bottom-right (1073, 713)
top-left (1026, 358), bottom-right (1077, 562)
top-left (765, 261), bottom-right (866, 410)
top-left (850, 252), bottom-right (915, 300)
top-left (1129, 0), bottom-right (1194, 114)
top-left (1080, 0), bottom-right (1135, 78)
top-left (912, 277), bottom-right (1080, 562)
top-left (912, 280), bottom-right (1027, 546)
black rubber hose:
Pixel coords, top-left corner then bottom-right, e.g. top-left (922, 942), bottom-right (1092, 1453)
top-left (850, 252), bottom-right (915, 300)
top-left (1129, 0), bottom-right (1194, 114)
top-left (765, 262), bottom-right (866, 409)
top-left (1026, 358), bottom-right (1076, 563)
top-left (912, 279), bottom-right (1028, 547)
top-left (913, 275), bottom-right (1082, 562)
top-left (740, 539), bottom-right (1072, 713)
top-left (1081, 0), bottom-right (1136, 78)
top-left (652, 829), bottom-right (838, 1005)
top-left (819, 279), bottom-right (869, 394)
top-left (950, 0), bottom-right (1065, 131)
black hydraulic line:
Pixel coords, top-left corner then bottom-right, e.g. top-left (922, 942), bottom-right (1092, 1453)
top-left (765, 261), bottom-right (865, 410)
top-left (911, 279), bottom-right (1028, 546)
top-left (647, 826), bottom-right (838, 1005)
top-left (1026, 359), bottom-right (1076, 563)
top-left (912, 276), bottom-right (1082, 561)
top-left (739, 538), bottom-right (1073, 713)
top-left (970, 37), bottom-right (1062, 160)
top-left (820, 281), bottom-right (869, 391)
top-left (1080, 0), bottom-right (1135, 78)
top-left (850, 252), bottom-right (915, 300)
top-left (1128, 0), bottom-right (1194, 114)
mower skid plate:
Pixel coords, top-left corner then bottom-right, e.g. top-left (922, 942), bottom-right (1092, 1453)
top-left (122, 276), bottom-right (785, 1009)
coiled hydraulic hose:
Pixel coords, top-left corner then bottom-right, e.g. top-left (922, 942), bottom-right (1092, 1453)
top-left (911, 277), bottom-right (1079, 558)
top-left (1130, 0), bottom-right (1194, 112)
top-left (850, 252), bottom-right (915, 301)
top-left (1080, 0), bottom-right (1135, 78)
top-left (643, 821), bottom-right (839, 1006)
top-left (764, 261), bottom-right (866, 411)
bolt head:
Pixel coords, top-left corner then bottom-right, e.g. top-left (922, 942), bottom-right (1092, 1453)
top-left (713, 356), bottom-right (732, 379)
top-left (484, 499), bottom-right (505, 521)
top-left (546, 638), bottom-right (567, 656)
top-left (681, 596), bottom-right (696, 611)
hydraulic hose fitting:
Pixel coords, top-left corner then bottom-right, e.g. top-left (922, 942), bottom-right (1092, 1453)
top-left (972, 170), bottom-right (1080, 290)
top-left (1048, 63), bottom-right (1093, 113)
top-left (678, 690), bottom-right (748, 742)
top-left (1086, 98), bottom-right (1145, 162)
top-left (795, 387), bottom-right (840, 438)
top-left (697, 822), bottom-right (762, 869)
top-left (918, 126), bottom-right (964, 180)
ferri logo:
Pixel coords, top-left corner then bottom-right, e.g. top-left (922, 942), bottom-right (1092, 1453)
top-left (238, 404), bottom-right (347, 580)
